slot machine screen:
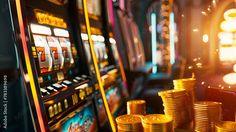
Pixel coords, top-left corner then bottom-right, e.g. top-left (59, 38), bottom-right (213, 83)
top-left (58, 37), bottom-right (75, 68)
top-left (94, 41), bottom-right (109, 69)
top-left (30, 11), bottom-right (79, 88)
top-left (82, 39), bottom-right (95, 73)
top-left (60, 103), bottom-right (97, 132)
top-left (109, 37), bottom-right (119, 62)
top-left (96, 86), bottom-right (122, 125)
top-left (33, 34), bottom-right (53, 73)
top-left (82, 34), bottom-right (109, 72)
top-left (46, 36), bottom-right (64, 70)
top-left (106, 86), bottom-right (121, 113)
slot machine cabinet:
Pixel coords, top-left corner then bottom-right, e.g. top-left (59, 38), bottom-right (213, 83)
top-left (104, 0), bottom-right (129, 98)
top-left (75, 0), bottom-right (121, 88)
top-left (10, 0), bottom-right (96, 131)
top-left (70, 0), bottom-right (127, 129)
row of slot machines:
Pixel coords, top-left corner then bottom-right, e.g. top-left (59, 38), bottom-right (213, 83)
top-left (1, 0), bottom-right (128, 131)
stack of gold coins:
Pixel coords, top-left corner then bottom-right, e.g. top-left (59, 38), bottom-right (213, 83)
top-left (127, 100), bottom-right (146, 115)
top-left (158, 89), bottom-right (192, 128)
top-left (116, 114), bottom-right (143, 132)
top-left (142, 114), bottom-right (173, 132)
top-left (173, 78), bottom-right (196, 102)
top-left (173, 78), bottom-right (196, 120)
top-left (194, 101), bottom-right (222, 132)
top-left (215, 121), bottom-right (236, 132)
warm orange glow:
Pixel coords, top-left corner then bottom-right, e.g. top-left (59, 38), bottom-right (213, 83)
top-left (219, 46), bottom-right (236, 61)
top-left (223, 73), bottom-right (236, 85)
top-left (220, 20), bottom-right (236, 32)
top-left (193, 28), bottom-right (199, 32)
top-left (201, 11), bottom-right (207, 16)
top-left (218, 32), bottom-right (233, 44)
top-left (234, 64), bottom-right (236, 72)
top-left (202, 34), bottom-right (209, 43)
top-left (35, 10), bottom-right (67, 28)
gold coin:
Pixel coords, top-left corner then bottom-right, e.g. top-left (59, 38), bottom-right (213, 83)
top-left (116, 114), bottom-right (143, 131)
top-left (116, 114), bottom-right (143, 125)
top-left (127, 100), bottom-right (146, 105)
top-left (142, 114), bottom-right (172, 125)
top-left (127, 100), bottom-right (146, 115)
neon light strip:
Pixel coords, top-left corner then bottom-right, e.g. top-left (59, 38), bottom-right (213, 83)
top-left (151, 13), bottom-right (157, 73)
top-left (108, 0), bottom-right (114, 26)
top-left (15, 1), bottom-right (46, 132)
top-left (82, 0), bottom-right (117, 131)
top-left (117, 53), bottom-right (128, 89)
top-left (170, 12), bottom-right (175, 64)
top-left (120, 0), bottom-right (125, 10)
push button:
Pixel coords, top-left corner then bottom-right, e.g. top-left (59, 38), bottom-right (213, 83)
top-left (46, 86), bottom-right (57, 93)
top-left (73, 79), bottom-right (79, 83)
top-left (52, 83), bottom-right (63, 90)
top-left (81, 75), bottom-right (89, 79)
top-left (75, 76), bottom-right (84, 81)
top-left (40, 88), bottom-right (50, 96)
top-left (62, 80), bottom-right (72, 86)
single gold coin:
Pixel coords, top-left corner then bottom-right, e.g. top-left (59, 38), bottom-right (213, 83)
top-left (127, 100), bottom-right (146, 105)
top-left (142, 114), bottom-right (172, 124)
top-left (116, 114), bottom-right (143, 124)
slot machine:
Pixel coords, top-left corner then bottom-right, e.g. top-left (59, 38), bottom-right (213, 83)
top-left (73, 0), bottom-right (128, 129)
top-left (10, 0), bottom-right (98, 131)
top-left (105, 0), bottom-right (129, 98)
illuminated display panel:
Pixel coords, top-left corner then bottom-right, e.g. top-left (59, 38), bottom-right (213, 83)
top-left (91, 32), bottom-right (109, 69)
top-left (31, 24), bottom-right (52, 35)
top-left (108, 37), bottom-right (119, 62)
top-left (96, 86), bottom-right (121, 126)
top-left (31, 23), bottom-right (79, 87)
top-left (218, 9), bottom-right (236, 63)
top-left (94, 41), bottom-right (109, 69)
top-left (81, 33), bottom-right (109, 72)
top-left (54, 28), bottom-right (69, 37)
top-left (77, 0), bottom-right (110, 71)
top-left (110, 42), bottom-right (119, 62)
top-left (47, 36), bottom-right (64, 70)
top-left (33, 34), bottom-right (53, 73)
top-left (61, 103), bottom-right (97, 132)
top-left (34, 10), bottom-right (67, 28)
top-left (58, 37), bottom-right (74, 68)
top-left (218, 32), bottom-right (236, 62)
top-left (219, 45), bottom-right (236, 62)
top-left (83, 41), bottom-right (93, 72)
